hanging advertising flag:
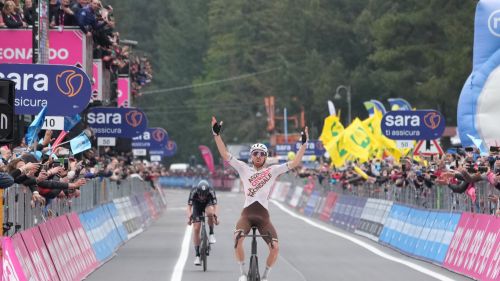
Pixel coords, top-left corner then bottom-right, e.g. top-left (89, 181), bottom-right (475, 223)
top-left (131, 127), bottom-right (168, 149)
top-left (381, 110), bottom-right (446, 140)
top-left (164, 140), bottom-right (177, 157)
top-left (0, 63), bottom-right (91, 115)
top-left (86, 107), bottom-right (147, 138)
top-left (117, 76), bottom-right (130, 108)
top-left (199, 145), bottom-right (215, 174)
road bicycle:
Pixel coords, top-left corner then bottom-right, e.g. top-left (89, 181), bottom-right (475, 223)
top-left (192, 212), bottom-right (217, 272)
top-left (244, 226), bottom-right (269, 281)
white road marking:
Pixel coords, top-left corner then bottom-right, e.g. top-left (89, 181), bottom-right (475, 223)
top-left (271, 200), bottom-right (456, 281)
top-left (170, 225), bottom-right (192, 281)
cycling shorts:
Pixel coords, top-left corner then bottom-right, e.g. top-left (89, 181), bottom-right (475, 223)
top-left (191, 200), bottom-right (215, 223)
top-left (235, 201), bottom-right (277, 245)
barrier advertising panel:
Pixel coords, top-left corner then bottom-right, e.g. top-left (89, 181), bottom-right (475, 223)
top-left (319, 192), bottom-right (338, 222)
top-left (21, 228), bottom-right (60, 281)
top-left (379, 204), bottom-right (411, 245)
top-left (443, 213), bottom-right (500, 280)
top-left (66, 213), bottom-right (99, 274)
top-left (355, 199), bottom-right (393, 241)
top-left (303, 191), bottom-right (321, 216)
top-left (11, 233), bottom-right (38, 281)
top-left (2, 237), bottom-right (28, 281)
top-left (289, 186), bottom-right (303, 208)
top-left (0, 29), bottom-right (92, 74)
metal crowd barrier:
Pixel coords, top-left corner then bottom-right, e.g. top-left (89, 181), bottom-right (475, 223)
top-left (2, 178), bottom-right (153, 236)
top-left (278, 173), bottom-right (500, 215)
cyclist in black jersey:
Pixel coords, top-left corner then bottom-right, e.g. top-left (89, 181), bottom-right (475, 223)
top-left (187, 180), bottom-right (219, 266)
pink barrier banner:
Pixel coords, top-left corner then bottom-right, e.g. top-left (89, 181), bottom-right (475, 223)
top-left (0, 29), bottom-right (87, 65)
top-left (11, 234), bottom-right (38, 281)
top-left (53, 216), bottom-right (88, 280)
top-left (0, 29), bottom-right (32, 63)
top-left (21, 228), bottom-right (60, 281)
top-left (319, 192), bottom-right (338, 221)
top-left (48, 30), bottom-right (84, 66)
top-left (443, 213), bottom-right (500, 281)
top-left (117, 77), bottom-right (130, 107)
top-left (66, 213), bottom-right (100, 274)
top-left (2, 237), bottom-right (27, 281)
top-left (39, 221), bottom-right (73, 281)
top-left (92, 60), bottom-right (102, 101)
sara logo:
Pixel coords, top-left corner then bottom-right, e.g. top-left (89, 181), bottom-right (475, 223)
top-left (153, 129), bottom-right (165, 142)
top-left (56, 69), bottom-right (84, 97)
top-left (423, 112), bottom-right (441, 130)
top-left (125, 110), bottom-right (144, 128)
top-left (166, 140), bottom-right (176, 151)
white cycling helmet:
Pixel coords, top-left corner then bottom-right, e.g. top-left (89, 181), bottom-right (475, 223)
top-left (250, 143), bottom-right (268, 156)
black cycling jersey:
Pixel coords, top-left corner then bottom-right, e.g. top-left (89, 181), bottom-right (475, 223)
top-left (188, 186), bottom-right (217, 206)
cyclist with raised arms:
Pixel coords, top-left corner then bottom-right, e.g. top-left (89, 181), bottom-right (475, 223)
top-left (187, 179), bottom-right (219, 266)
top-left (211, 116), bottom-right (308, 281)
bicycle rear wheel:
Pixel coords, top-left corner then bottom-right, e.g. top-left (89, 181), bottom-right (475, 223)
top-left (248, 255), bottom-right (260, 281)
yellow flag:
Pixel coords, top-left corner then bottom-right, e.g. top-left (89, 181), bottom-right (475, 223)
top-left (325, 130), bottom-right (349, 167)
top-left (343, 118), bottom-right (371, 163)
top-left (319, 115), bottom-right (344, 145)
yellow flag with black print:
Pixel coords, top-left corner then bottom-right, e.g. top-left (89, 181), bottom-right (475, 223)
top-left (319, 115), bottom-right (344, 145)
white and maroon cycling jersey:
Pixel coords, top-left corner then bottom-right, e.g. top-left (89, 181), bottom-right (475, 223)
top-left (228, 154), bottom-right (289, 209)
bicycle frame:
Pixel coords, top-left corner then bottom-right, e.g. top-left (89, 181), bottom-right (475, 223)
top-left (194, 212), bottom-right (211, 272)
top-left (245, 226), bottom-right (268, 281)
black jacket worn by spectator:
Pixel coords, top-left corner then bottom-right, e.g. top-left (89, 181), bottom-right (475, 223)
top-left (10, 169), bottom-right (70, 193)
top-left (23, 6), bottom-right (36, 25)
top-left (0, 173), bottom-right (14, 188)
top-left (76, 6), bottom-right (104, 34)
top-left (55, 6), bottom-right (77, 26)
top-left (3, 12), bottom-right (24, 28)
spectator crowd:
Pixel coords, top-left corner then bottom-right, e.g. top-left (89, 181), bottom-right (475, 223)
top-left (0, 0), bottom-right (153, 104)
top-left (0, 128), bottom-right (163, 210)
top-left (287, 147), bottom-right (500, 216)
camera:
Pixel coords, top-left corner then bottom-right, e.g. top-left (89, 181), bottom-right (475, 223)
top-left (465, 147), bottom-right (474, 152)
top-left (490, 146), bottom-right (500, 153)
top-left (478, 166), bottom-right (488, 173)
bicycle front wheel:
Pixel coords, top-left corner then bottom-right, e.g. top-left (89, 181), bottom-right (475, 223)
top-left (201, 232), bottom-right (208, 271)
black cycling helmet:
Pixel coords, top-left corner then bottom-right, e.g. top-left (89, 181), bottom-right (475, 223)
top-left (196, 180), bottom-right (211, 198)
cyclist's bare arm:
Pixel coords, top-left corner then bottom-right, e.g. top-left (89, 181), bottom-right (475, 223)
top-left (212, 116), bottom-right (230, 161)
top-left (187, 204), bottom-right (193, 221)
top-left (288, 126), bottom-right (309, 170)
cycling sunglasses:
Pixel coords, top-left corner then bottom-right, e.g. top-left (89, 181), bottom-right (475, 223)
top-left (252, 151), bottom-right (267, 157)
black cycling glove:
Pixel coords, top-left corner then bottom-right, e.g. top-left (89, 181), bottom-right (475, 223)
top-left (301, 128), bottom-right (307, 144)
top-left (212, 121), bottom-right (223, 136)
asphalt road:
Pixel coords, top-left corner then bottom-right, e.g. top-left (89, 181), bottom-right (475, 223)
top-left (86, 188), bottom-right (473, 281)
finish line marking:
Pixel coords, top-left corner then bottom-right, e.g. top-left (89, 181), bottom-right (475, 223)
top-left (170, 225), bottom-right (192, 281)
top-left (271, 200), bottom-right (456, 281)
